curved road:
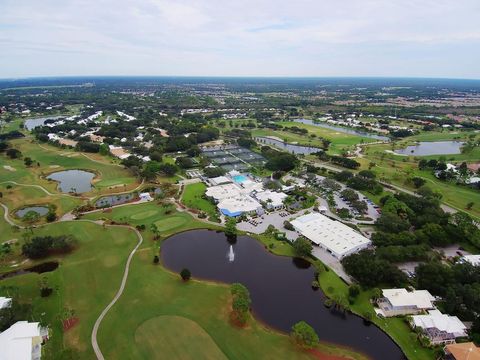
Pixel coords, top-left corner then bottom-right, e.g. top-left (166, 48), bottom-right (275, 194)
top-left (90, 225), bottom-right (143, 360)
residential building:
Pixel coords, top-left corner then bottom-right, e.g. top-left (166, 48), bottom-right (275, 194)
top-left (376, 288), bottom-right (435, 317)
top-left (254, 190), bottom-right (287, 210)
top-left (0, 321), bottom-right (49, 360)
top-left (411, 310), bottom-right (467, 345)
top-left (444, 342), bottom-right (480, 360)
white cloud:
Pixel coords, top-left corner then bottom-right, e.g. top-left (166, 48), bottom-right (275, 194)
top-left (0, 0), bottom-right (479, 77)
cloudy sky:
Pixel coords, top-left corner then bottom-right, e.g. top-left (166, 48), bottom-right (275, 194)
top-left (1, 0), bottom-right (479, 78)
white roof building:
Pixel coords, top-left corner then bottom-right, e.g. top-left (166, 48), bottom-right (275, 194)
top-left (0, 321), bottom-right (48, 360)
top-left (290, 213), bottom-right (371, 259)
top-left (217, 195), bottom-right (262, 217)
top-left (205, 184), bottom-right (242, 202)
top-left (412, 310), bottom-right (467, 344)
top-left (462, 255), bottom-right (480, 266)
top-left (0, 296), bottom-right (12, 309)
top-left (376, 289), bottom-right (435, 317)
top-left (209, 176), bottom-right (232, 186)
top-left (254, 190), bottom-right (288, 209)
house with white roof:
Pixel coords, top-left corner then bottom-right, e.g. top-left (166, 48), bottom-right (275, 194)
top-left (462, 255), bottom-right (480, 267)
top-left (411, 310), bottom-right (467, 345)
top-left (290, 212), bottom-right (371, 259)
top-left (205, 184), bottom-right (242, 202)
top-left (0, 321), bottom-right (49, 360)
top-left (217, 195), bottom-right (263, 217)
top-left (376, 288), bottom-right (436, 317)
top-left (208, 176), bottom-right (232, 186)
top-left (0, 296), bottom-right (12, 309)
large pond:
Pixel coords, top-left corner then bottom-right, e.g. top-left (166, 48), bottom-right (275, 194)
top-left (15, 206), bottom-right (49, 218)
top-left (47, 170), bottom-right (95, 193)
top-left (294, 119), bottom-right (391, 141)
top-left (254, 136), bottom-right (322, 155)
top-left (161, 230), bottom-right (404, 360)
top-left (24, 116), bottom-right (66, 131)
top-left (393, 141), bottom-right (464, 156)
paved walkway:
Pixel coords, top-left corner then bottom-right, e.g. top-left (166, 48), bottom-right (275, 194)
top-left (90, 224), bottom-right (144, 360)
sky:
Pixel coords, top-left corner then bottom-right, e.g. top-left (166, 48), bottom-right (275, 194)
top-left (1, 0), bottom-right (479, 79)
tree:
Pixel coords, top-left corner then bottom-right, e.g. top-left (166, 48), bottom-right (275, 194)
top-left (411, 177), bottom-right (426, 188)
top-left (290, 321), bottom-right (319, 349)
top-left (225, 218), bottom-right (237, 239)
top-left (292, 237), bottom-right (313, 257)
top-left (159, 163), bottom-right (178, 177)
top-left (340, 189), bottom-right (359, 202)
top-left (466, 202), bottom-right (474, 210)
top-left (230, 283), bottom-right (251, 326)
top-left (180, 268), bottom-right (191, 281)
top-left (153, 255), bottom-right (159, 264)
top-left (24, 157), bottom-right (33, 167)
top-left (6, 148), bottom-right (21, 159)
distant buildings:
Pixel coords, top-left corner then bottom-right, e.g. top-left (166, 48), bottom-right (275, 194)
top-left (290, 212), bottom-right (371, 259)
top-left (411, 310), bottom-right (467, 345)
top-left (376, 288), bottom-right (435, 317)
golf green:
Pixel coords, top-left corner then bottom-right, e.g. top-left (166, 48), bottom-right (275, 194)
top-left (154, 216), bottom-right (188, 231)
top-left (134, 316), bottom-right (227, 360)
top-left (130, 210), bottom-right (159, 220)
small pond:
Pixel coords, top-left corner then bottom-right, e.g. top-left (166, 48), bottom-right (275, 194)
top-left (95, 193), bottom-right (136, 208)
top-left (254, 136), bottom-right (322, 155)
top-left (24, 116), bottom-right (66, 131)
top-left (47, 170), bottom-right (95, 193)
top-left (161, 230), bottom-right (405, 360)
top-left (393, 141), bottom-right (464, 156)
top-left (294, 118), bottom-right (391, 141)
top-left (15, 206), bottom-right (49, 218)
top-left (0, 261), bottom-right (59, 281)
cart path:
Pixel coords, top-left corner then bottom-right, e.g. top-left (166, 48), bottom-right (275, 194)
top-left (90, 224), bottom-right (143, 360)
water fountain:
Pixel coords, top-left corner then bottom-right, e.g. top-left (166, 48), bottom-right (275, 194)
top-left (228, 245), bottom-right (235, 262)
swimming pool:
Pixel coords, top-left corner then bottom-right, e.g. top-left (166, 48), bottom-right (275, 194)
top-left (233, 175), bottom-right (248, 183)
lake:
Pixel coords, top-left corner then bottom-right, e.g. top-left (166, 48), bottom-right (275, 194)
top-left (47, 170), bottom-right (95, 193)
top-left (161, 230), bottom-right (405, 360)
top-left (394, 141), bottom-right (464, 156)
top-left (15, 206), bottom-right (49, 218)
top-left (294, 119), bottom-right (391, 141)
top-left (254, 136), bottom-right (322, 155)
top-left (24, 116), bottom-right (66, 131)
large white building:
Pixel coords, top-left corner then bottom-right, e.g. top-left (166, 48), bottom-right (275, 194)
top-left (376, 288), bottom-right (435, 317)
top-left (290, 212), bottom-right (371, 259)
top-left (254, 190), bottom-right (288, 210)
top-left (0, 321), bottom-right (49, 360)
top-left (411, 310), bottom-right (467, 345)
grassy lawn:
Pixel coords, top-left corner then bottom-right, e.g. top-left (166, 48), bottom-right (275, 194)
top-left (360, 145), bottom-right (480, 219)
top-left (134, 315), bottom-right (228, 360)
top-left (0, 138), bottom-right (139, 195)
top-left (181, 182), bottom-right (218, 219)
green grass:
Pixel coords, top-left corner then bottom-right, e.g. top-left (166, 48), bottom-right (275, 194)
top-left (360, 145), bottom-right (480, 219)
top-left (181, 183), bottom-right (218, 218)
top-left (134, 315), bottom-right (228, 360)
top-left (252, 121), bottom-right (375, 155)
top-left (0, 138), bottom-right (139, 195)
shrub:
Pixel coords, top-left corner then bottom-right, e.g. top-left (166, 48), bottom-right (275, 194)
top-left (290, 321), bottom-right (319, 349)
top-left (180, 268), bottom-right (191, 281)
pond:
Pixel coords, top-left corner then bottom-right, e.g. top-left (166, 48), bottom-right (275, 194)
top-left (161, 230), bottom-right (405, 360)
top-left (15, 206), bottom-right (49, 218)
top-left (254, 136), bottom-right (322, 155)
top-left (95, 193), bottom-right (136, 208)
top-left (393, 141), bottom-right (464, 156)
top-left (0, 261), bottom-right (59, 281)
top-left (24, 116), bottom-right (66, 131)
top-left (47, 170), bottom-right (95, 193)
top-left (294, 119), bottom-right (391, 141)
